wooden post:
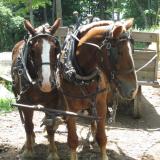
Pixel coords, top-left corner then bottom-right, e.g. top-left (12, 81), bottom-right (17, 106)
top-left (56, 0), bottom-right (63, 26)
top-left (155, 32), bottom-right (160, 80)
top-left (43, 5), bottom-right (47, 23)
top-left (28, 0), bottom-right (34, 26)
top-left (111, 0), bottom-right (115, 20)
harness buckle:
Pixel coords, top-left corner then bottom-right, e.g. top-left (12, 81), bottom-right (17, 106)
top-left (106, 42), bottom-right (111, 49)
top-left (101, 39), bottom-right (112, 50)
top-left (18, 69), bottom-right (23, 75)
top-left (111, 71), bottom-right (115, 80)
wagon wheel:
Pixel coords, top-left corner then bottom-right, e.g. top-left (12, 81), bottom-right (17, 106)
top-left (131, 85), bottom-right (142, 118)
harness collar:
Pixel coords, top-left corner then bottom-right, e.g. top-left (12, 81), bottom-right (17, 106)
top-left (60, 30), bottom-right (100, 86)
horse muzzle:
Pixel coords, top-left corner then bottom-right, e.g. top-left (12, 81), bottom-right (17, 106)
top-left (116, 80), bottom-right (138, 100)
top-left (37, 79), bottom-right (56, 93)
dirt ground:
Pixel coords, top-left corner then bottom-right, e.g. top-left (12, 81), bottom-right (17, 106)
top-left (0, 85), bottom-right (160, 160)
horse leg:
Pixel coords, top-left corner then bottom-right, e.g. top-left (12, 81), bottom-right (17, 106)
top-left (22, 109), bottom-right (35, 158)
top-left (96, 100), bottom-right (108, 160)
top-left (66, 117), bottom-right (79, 160)
top-left (46, 125), bottom-right (59, 160)
top-left (90, 120), bottom-right (97, 143)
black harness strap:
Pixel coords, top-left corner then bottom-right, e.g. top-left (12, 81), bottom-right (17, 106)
top-left (60, 88), bottom-right (107, 99)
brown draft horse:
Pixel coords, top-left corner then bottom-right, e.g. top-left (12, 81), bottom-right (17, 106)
top-left (58, 19), bottom-right (138, 160)
top-left (11, 18), bottom-right (61, 159)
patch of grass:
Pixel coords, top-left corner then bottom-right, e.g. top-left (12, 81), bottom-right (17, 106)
top-left (0, 98), bottom-right (15, 112)
top-left (4, 81), bottom-right (12, 92)
top-left (0, 79), bottom-right (13, 92)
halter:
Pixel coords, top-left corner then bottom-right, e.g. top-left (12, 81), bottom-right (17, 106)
top-left (100, 31), bottom-right (135, 83)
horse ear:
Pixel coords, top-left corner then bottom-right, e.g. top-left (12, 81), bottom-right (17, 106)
top-left (24, 20), bottom-right (37, 35)
top-left (124, 18), bottom-right (134, 30)
top-left (50, 18), bottom-right (61, 35)
top-left (112, 25), bottom-right (123, 38)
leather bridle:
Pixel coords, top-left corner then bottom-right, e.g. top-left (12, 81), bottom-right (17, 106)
top-left (22, 33), bottom-right (61, 87)
top-left (98, 31), bottom-right (135, 84)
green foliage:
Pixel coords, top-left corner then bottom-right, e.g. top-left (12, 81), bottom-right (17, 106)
top-left (2, 0), bottom-right (51, 10)
top-left (0, 2), bottom-right (24, 51)
top-left (0, 79), bottom-right (14, 112)
top-left (122, 0), bottom-right (159, 28)
top-left (10, 16), bottom-right (25, 44)
top-left (0, 80), bottom-right (13, 92)
top-left (0, 98), bottom-right (15, 112)
top-left (0, 0), bottom-right (159, 51)
top-left (61, 0), bottom-right (159, 28)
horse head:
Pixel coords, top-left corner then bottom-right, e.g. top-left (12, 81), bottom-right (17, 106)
top-left (23, 18), bottom-right (61, 92)
top-left (104, 19), bottom-right (138, 100)
top-left (77, 19), bottom-right (138, 100)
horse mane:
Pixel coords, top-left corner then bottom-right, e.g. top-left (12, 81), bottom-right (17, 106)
top-left (78, 20), bottom-right (114, 37)
top-left (27, 23), bottom-right (51, 35)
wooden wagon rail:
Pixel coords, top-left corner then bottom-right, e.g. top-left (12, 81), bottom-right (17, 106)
top-left (130, 31), bottom-right (160, 117)
top-left (131, 31), bottom-right (160, 86)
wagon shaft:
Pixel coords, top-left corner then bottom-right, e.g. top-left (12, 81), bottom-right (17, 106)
top-left (11, 103), bottom-right (100, 120)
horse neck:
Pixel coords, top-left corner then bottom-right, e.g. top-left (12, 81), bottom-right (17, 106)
top-left (76, 43), bottom-right (99, 75)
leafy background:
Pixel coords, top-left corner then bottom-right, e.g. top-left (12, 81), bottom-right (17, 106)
top-left (0, 0), bottom-right (159, 52)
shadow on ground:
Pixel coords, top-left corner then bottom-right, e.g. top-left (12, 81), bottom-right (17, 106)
top-left (110, 94), bottom-right (160, 130)
top-left (0, 142), bottom-right (137, 160)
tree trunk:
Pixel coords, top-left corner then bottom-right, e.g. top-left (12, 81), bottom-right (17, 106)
top-left (134, 0), bottom-right (148, 27)
top-left (43, 5), bottom-right (47, 23)
top-left (111, 0), bottom-right (115, 20)
top-left (52, 0), bottom-right (56, 21)
top-left (28, 0), bottom-right (34, 26)
top-left (99, 0), bottom-right (104, 19)
top-left (55, 0), bottom-right (63, 26)
top-left (155, 8), bottom-right (159, 25)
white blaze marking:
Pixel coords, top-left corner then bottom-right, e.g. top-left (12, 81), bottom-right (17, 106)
top-left (41, 39), bottom-right (51, 88)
